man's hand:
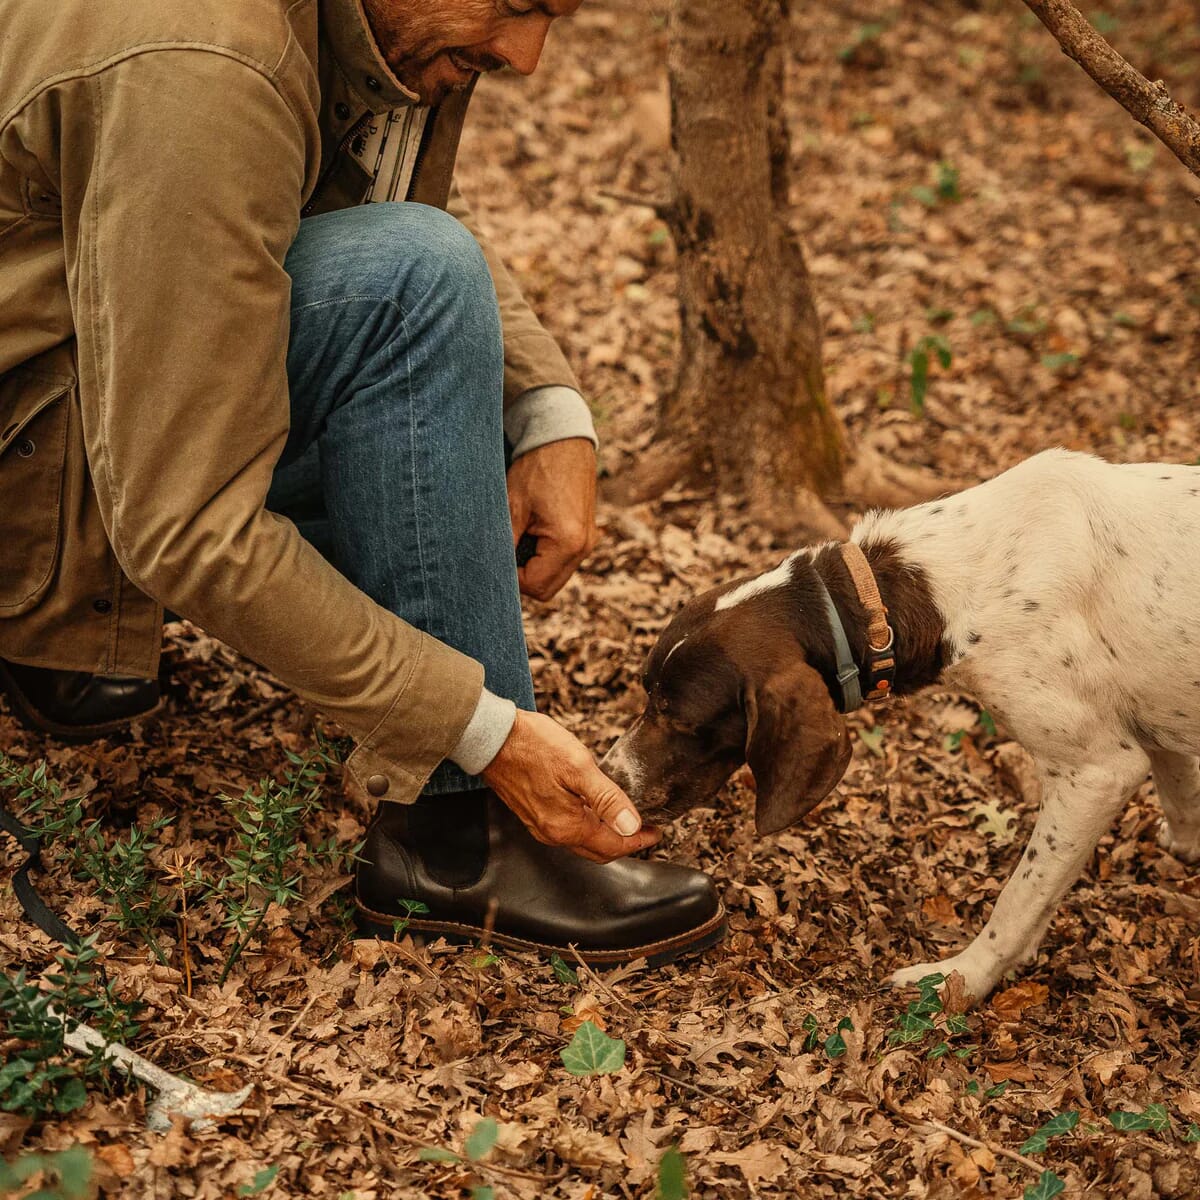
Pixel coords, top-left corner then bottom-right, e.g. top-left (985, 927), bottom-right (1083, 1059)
top-left (482, 710), bottom-right (661, 863)
top-left (506, 438), bottom-right (598, 601)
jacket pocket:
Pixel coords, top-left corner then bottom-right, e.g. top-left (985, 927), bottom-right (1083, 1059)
top-left (0, 371), bottom-right (73, 615)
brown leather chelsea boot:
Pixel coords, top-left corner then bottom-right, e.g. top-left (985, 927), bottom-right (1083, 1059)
top-left (0, 659), bottom-right (161, 741)
top-left (354, 789), bottom-right (726, 968)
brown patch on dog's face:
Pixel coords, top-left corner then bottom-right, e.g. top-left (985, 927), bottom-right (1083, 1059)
top-left (602, 572), bottom-right (852, 834)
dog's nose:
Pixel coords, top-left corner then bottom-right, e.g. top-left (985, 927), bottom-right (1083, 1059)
top-left (600, 736), bottom-right (639, 798)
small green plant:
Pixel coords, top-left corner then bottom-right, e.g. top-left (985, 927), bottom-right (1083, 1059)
top-left (560, 1020), bottom-right (626, 1077)
top-left (238, 1165), bottom-right (281, 1196)
top-left (1108, 1103), bottom-right (1170, 1133)
top-left (1024, 1171), bottom-right (1065, 1200)
top-left (0, 937), bottom-right (139, 1119)
top-left (1005, 307), bottom-right (1048, 338)
top-left (0, 1145), bottom-right (94, 1200)
top-left (886, 974), bottom-right (977, 1066)
top-left (910, 162), bottom-right (961, 208)
top-left (2, 751), bottom-right (175, 963)
top-left (193, 743), bottom-right (348, 983)
top-left (417, 1118), bottom-right (498, 1199)
top-left (390, 898), bottom-right (431, 938)
top-left (800, 1013), bottom-right (855, 1059)
top-left (1041, 352), bottom-right (1080, 372)
top-left (550, 953), bottom-right (579, 985)
top-left (908, 334), bottom-right (952, 415)
top-left (1020, 1111), bottom-right (1079, 1154)
top-left (657, 1146), bottom-right (688, 1200)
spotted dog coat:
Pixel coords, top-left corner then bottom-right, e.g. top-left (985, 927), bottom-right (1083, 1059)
top-left (603, 449), bottom-right (1200, 1001)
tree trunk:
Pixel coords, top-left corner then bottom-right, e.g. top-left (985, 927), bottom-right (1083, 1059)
top-left (646, 0), bottom-right (845, 533)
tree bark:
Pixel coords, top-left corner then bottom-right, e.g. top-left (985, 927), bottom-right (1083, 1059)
top-left (633, 0), bottom-right (844, 534)
top-left (1021, 0), bottom-right (1200, 180)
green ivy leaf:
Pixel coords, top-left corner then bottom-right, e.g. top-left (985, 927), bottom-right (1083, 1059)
top-left (986, 1081), bottom-right (1011, 1098)
top-left (801, 1013), bottom-right (821, 1052)
top-left (470, 1188), bottom-right (495, 1200)
top-left (1019, 1111), bottom-right (1078, 1155)
top-left (1108, 1110), bottom-right (1153, 1132)
top-left (926, 1041), bottom-right (949, 1060)
top-left (418, 1147), bottom-right (461, 1163)
top-left (1023, 1170), bottom-right (1065, 1200)
top-left (550, 954), bottom-right (579, 986)
top-left (53, 1075), bottom-right (89, 1115)
top-left (1185, 1123), bottom-right (1200, 1143)
top-left (657, 1146), bottom-right (688, 1200)
top-left (238, 1165), bottom-right (280, 1196)
top-left (560, 1020), bottom-right (626, 1077)
top-left (824, 1017), bottom-right (853, 1059)
top-left (1143, 1103), bottom-right (1171, 1132)
top-left (465, 1118), bottom-right (498, 1162)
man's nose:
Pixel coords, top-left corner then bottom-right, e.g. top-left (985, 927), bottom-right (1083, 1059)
top-left (490, 18), bottom-right (551, 76)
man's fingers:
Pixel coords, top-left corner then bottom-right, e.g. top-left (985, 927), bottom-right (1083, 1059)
top-left (519, 535), bottom-right (591, 602)
top-left (575, 764), bottom-right (644, 838)
top-left (568, 809), bottom-right (661, 862)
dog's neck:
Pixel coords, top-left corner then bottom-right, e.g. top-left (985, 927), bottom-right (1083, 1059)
top-left (806, 538), bottom-right (946, 700)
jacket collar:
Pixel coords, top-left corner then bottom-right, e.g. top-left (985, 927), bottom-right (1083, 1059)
top-left (320, 0), bottom-right (422, 113)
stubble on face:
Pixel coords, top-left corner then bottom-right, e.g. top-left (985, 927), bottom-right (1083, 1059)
top-left (360, 0), bottom-right (511, 105)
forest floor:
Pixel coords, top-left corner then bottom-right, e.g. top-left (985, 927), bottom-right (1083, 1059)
top-left (4, 1), bottom-right (1200, 1197)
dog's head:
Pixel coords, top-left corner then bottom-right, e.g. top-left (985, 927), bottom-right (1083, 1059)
top-left (602, 562), bottom-right (852, 835)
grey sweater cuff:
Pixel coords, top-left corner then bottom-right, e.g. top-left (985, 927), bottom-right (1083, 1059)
top-left (447, 687), bottom-right (517, 777)
top-left (504, 385), bottom-right (598, 461)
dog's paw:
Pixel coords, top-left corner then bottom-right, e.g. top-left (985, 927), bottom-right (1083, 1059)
top-left (1157, 819), bottom-right (1200, 864)
top-left (888, 954), bottom-right (997, 1004)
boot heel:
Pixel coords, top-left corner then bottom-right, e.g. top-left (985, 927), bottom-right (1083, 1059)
top-left (353, 910), bottom-right (400, 941)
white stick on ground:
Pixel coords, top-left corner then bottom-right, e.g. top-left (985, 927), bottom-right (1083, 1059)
top-left (55, 1006), bottom-right (252, 1132)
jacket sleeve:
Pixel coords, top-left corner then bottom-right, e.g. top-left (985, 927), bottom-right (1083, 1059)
top-left (58, 50), bottom-right (484, 803)
top-left (446, 179), bottom-right (581, 408)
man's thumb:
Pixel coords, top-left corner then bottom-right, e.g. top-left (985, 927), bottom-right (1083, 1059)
top-left (585, 767), bottom-right (642, 838)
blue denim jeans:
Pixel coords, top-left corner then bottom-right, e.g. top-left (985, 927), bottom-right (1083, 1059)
top-left (266, 203), bottom-right (536, 794)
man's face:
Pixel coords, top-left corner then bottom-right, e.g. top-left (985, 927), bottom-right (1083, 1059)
top-left (363, 0), bottom-right (583, 106)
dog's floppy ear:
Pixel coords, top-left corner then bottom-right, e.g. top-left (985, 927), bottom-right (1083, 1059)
top-left (744, 658), bottom-right (851, 835)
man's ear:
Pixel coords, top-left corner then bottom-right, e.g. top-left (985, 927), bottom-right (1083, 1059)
top-left (743, 658), bottom-right (851, 835)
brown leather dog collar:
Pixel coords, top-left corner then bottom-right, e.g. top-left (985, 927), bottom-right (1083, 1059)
top-left (840, 542), bottom-right (897, 703)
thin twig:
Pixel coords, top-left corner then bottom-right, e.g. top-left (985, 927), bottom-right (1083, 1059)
top-left (888, 1102), bottom-right (1045, 1176)
top-left (1020, 0), bottom-right (1200, 181)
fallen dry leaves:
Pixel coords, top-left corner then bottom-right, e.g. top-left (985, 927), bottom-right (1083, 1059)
top-left (4, 0), bottom-right (1200, 1197)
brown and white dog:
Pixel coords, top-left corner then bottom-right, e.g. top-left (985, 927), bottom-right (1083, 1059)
top-left (603, 449), bottom-right (1200, 1001)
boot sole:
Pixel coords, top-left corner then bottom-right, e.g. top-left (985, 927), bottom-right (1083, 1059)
top-left (0, 660), bottom-right (163, 743)
top-left (353, 899), bottom-right (728, 969)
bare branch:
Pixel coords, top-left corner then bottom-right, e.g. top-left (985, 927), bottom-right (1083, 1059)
top-left (1020, 0), bottom-right (1200, 179)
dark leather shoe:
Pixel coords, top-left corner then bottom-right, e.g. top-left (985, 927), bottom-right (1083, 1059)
top-left (355, 790), bottom-right (727, 967)
top-left (0, 658), bottom-right (161, 741)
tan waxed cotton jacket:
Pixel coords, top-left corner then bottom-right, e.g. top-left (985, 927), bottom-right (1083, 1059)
top-left (0, 0), bottom-right (580, 802)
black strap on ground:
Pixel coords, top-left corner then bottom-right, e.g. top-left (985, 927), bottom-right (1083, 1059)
top-left (0, 798), bottom-right (82, 951)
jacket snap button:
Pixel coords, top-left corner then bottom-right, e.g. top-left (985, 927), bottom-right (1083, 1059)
top-left (15, 437), bottom-right (35, 458)
top-left (93, 598), bottom-right (113, 614)
top-left (364, 75), bottom-right (381, 92)
top-left (335, 101), bottom-right (351, 120)
top-left (366, 774), bottom-right (389, 797)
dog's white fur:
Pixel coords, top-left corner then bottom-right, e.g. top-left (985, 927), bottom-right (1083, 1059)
top-left (627, 450), bottom-right (1200, 999)
top-left (861, 449), bottom-right (1200, 996)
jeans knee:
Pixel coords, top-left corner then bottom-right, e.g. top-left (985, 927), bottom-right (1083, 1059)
top-left (376, 203), bottom-right (496, 318)
top-left (292, 203), bottom-right (498, 332)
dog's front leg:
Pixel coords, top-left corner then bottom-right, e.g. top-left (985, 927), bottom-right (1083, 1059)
top-left (890, 751), bottom-right (1148, 1002)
